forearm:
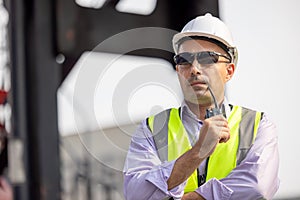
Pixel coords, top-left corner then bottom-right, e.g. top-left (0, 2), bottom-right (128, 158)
top-left (124, 172), bottom-right (167, 200)
top-left (182, 192), bottom-right (205, 200)
top-left (124, 161), bottom-right (186, 200)
top-left (196, 114), bottom-right (280, 200)
top-left (167, 147), bottom-right (203, 190)
top-left (195, 147), bottom-right (279, 200)
top-left (124, 121), bottom-right (186, 199)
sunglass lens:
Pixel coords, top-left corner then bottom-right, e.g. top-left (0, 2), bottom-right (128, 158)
top-left (197, 52), bottom-right (218, 64)
top-left (174, 53), bottom-right (194, 65)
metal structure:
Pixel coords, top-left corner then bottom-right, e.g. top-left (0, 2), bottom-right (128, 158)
top-left (7, 0), bottom-right (61, 199)
top-left (0, 0), bottom-right (9, 177)
top-left (5, 0), bottom-right (219, 199)
top-left (56, 0), bottom-right (219, 78)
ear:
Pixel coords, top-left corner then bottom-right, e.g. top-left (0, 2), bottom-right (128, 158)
top-left (225, 63), bottom-right (235, 82)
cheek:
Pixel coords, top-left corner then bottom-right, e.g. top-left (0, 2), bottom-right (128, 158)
top-left (220, 67), bottom-right (229, 82)
top-left (177, 74), bottom-right (188, 89)
top-left (177, 72), bottom-right (194, 96)
top-left (210, 67), bottom-right (227, 84)
top-left (206, 69), bottom-right (226, 92)
top-left (177, 70), bottom-right (190, 83)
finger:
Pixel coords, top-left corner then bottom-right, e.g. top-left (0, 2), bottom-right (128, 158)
top-left (219, 134), bottom-right (230, 143)
top-left (209, 114), bottom-right (227, 121)
top-left (206, 116), bottom-right (228, 126)
top-left (213, 120), bottom-right (229, 128)
top-left (211, 123), bottom-right (229, 134)
top-left (218, 129), bottom-right (230, 143)
top-left (203, 120), bottom-right (228, 132)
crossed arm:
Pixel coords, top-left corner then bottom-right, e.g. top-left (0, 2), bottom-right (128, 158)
top-left (123, 114), bottom-right (279, 200)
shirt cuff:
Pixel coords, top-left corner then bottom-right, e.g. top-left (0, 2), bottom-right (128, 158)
top-left (195, 178), bottom-right (233, 200)
top-left (145, 160), bottom-right (186, 199)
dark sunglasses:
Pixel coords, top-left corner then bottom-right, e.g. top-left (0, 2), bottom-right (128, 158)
top-left (174, 51), bottom-right (231, 66)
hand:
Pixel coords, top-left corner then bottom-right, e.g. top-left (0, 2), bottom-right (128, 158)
top-left (0, 177), bottom-right (13, 200)
top-left (196, 115), bottom-right (230, 158)
top-left (181, 192), bottom-right (205, 200)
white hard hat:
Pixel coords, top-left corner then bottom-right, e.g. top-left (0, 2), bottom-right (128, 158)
top-left (172, 13), bottom-right (238, 66)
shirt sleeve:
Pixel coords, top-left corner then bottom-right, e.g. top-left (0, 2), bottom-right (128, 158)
top-left (195, 113), bottom-right (280, 200)
top-left (123, 120), bottom-right (186, 200)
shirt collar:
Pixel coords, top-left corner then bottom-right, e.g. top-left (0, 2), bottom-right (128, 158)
top-left (180, 98), bottom-right (231, 120)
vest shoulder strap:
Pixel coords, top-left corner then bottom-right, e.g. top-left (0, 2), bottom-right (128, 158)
top-left (147, 109), bottom-right (171, 162)
top-left (236, 106), bottom-right (262, 165)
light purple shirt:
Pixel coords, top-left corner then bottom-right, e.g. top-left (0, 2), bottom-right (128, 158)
top-left (123, 102), bottom-right (280, 200)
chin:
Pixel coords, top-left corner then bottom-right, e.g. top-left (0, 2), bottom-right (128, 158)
top-left (186, 96), bottom-right (212, 106)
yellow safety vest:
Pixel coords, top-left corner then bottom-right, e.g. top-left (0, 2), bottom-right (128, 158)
top-left (147, 105), bottom-right (262, 193)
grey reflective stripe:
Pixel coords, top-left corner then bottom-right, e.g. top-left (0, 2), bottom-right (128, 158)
top-left (152, 109), bottom-right (171, 162)
top-left (236, 107), bottom-right (257, 165)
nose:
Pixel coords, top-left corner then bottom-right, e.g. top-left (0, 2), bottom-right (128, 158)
top-left (190, 59), bottom-right (202, 76)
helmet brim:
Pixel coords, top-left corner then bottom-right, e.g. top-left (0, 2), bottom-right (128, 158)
top-left (172, 32), bottom-right (234, 54)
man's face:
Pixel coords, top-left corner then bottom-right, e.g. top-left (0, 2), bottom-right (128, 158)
top-left (176, 39), bottom-right (235, 106)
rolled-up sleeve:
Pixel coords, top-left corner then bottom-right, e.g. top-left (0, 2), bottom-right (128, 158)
top-left (195, 114), bottom-right (280, 199)
top-left (123, 120), bottom-right (186, 200)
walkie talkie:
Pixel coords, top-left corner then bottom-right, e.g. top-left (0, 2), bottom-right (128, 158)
top-left (205, 84), bottom-right (222, 119)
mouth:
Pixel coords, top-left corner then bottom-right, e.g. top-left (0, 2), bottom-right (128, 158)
top-left (190, 81), bottom-right (207, 87)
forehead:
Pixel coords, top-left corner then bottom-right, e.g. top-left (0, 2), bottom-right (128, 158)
top-left (178, 39), bottom-right (227, 55)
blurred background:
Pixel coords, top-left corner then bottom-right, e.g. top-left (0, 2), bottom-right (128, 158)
top-left (1, 0), bottom-right (300, 199)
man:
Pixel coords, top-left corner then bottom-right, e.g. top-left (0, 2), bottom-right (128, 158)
top-left (123, 13), bottom-right (279, 200)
